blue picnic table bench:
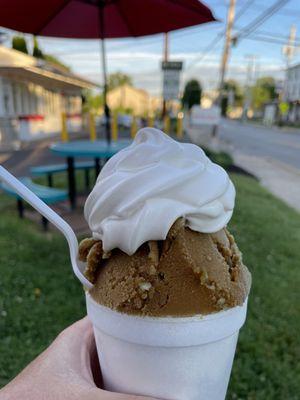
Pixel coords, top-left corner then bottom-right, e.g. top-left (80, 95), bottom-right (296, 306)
top-left (50, 139), bottom-right (131, 209)
top-left (30, 160), bottom-right (95, 189)
top-left (0, 177), bottom-right (68, 230)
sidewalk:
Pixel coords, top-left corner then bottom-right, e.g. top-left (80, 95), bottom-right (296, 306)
top-left (232, 152), bottom-right (300, 212)
top-left (187, 125), bottom-right (300, 213)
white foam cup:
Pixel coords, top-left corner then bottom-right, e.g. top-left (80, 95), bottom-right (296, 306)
top-left (86, 293), bottom-right (248, 400)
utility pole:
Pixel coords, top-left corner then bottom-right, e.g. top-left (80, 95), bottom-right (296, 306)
top-left (242, 55), bottom-right (256, 121)
top-left (218, 0), bottom-right (236, 106)
top-left (282, 25), bottom-right (297, 101)
top-left (162, 32), bottom-right (169, 118)
top-left (164, 32), bottom-right (169, 62)
top-left (283, 24), bottom-right (297, 67)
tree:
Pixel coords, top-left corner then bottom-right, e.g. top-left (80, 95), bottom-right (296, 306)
top-left (181, 79), bottom-right (202, 110)
top-left (12, 36), bottom-right (28, 54)
top-left (11, 34), bottom-right (70, 71)
top-left (44, 54), bottom-right (71, 71)
top-left (108, 72), bottom-right (132, 91)
top-left (82, 90), bottom-right (103, 113)
top-left (32, 37), bottom-right (71, 71)
top-left (251, 77), bottom-right (277, 110)
top-left (32, 37), bottom-right (44, 59)
top-left (223, 79), bottom-right (244, 106)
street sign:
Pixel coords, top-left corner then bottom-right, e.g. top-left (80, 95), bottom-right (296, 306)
top-left (162, 61), bottom-right (183, 101)
top-left (279, 102), bottom-right (289, 116)
top-left (162, 61), bottom-right (183, 70)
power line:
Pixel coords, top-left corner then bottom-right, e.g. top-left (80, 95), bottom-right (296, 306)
top-left (8, 0), bottom-right (291, 75)
top-left (244, 34), bottom-right (300, 47)
top-left (237, 3), bottom-right (300, 18)
top-left (248, 29), bottom-right (296, 41)
top-left (186, 0), bottom-right (291, 75)
top-left (233, 0), bottom-right (290, 43)
top-left (7, 1), bottom-right (289, 64)
top-left (185, 32), bottom-right (223, 71)
top-left (52, 26), bottom-right (300, 64)
top-left (234, 0), bottom-right (255, 21)
top-left (276, 7), bottom-right (300, 17)
top-left (185, 0), bottom-right (260, 72)
top-left (34, 26), bottom-right (299, 59)
top-left (41, 23), bottom-right (221, 57)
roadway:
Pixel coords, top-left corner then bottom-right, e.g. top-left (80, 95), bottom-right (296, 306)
top-left (219, 119), bottom-right (300, 171)
top-left (217, 119), bottom-right (300, 211)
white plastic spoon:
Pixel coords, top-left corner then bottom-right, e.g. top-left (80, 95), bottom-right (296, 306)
top-left (0, 165), bottom-right (93, 289)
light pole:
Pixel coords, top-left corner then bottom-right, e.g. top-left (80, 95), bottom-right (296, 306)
top-left (218, 0), bottom-right (236, 106)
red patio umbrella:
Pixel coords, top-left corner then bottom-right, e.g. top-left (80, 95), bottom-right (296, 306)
top-left (0, 0), bottom-right (215, 141)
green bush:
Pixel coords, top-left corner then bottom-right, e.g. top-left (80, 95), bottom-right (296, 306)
top-left (202, 147), bottom-right (234, 170)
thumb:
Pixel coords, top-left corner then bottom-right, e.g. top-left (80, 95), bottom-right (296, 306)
top-left (62, 317), bottom-right (163, 400)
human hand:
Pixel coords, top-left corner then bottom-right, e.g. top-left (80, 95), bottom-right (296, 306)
top-left (0, 317), bottom-right (159, 400)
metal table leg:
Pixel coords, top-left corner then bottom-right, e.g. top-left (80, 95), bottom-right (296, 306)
top-left (95, 157), bottom-right (101, 178)
top-left (47, 173), bottom-right (53, 187)
top-left (67, 156), bottom-right (76, 209)
top-left (17, 199), bottom-right (24, 218)
top-left (84, 169), bottom-right (90, 191)
top-left (41, 216), bottom-right (48, 231)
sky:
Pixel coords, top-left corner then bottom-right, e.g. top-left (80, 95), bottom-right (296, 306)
top-left (2, 0), bottom-right (300, 96)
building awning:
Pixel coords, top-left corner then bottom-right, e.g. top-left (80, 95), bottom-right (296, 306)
top-left (0, 65), bottom-right (95, 92)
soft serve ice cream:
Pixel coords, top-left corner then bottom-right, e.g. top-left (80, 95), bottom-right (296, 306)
top-left (80, 128), bottom-right (251, 316)
top-left (84, 128), bottom-right (235, 255)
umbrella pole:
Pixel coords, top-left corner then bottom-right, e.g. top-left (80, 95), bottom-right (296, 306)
top-left (99, 4), bottom-right (111, 143)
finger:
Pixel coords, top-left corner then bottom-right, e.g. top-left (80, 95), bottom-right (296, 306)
top-left (57, 320), bottom-right (162, 399)
top-left (48, 317), bottom-right (96, 387)
top-left (60, 316), bottom-right (93, 339)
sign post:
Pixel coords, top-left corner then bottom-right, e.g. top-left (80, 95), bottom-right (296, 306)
top-left (162, 61), bottom-right (183, 101)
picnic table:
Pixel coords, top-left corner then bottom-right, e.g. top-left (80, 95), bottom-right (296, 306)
top-left (50, 139), bottom-right (131, 209)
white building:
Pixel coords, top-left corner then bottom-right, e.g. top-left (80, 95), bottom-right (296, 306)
top-left (0, 45), bottom-right (95, 148)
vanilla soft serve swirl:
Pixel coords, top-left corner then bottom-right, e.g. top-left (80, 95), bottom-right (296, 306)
top-left (84, 128), bottom-right (235, 255)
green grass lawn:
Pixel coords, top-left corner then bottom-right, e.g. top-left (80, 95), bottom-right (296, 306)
top-left (0, 174), bottom-right (299, 399)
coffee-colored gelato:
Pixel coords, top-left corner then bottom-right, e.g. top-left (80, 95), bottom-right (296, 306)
top-left (80, 129), bottom-right (251, 317)
top-left (79, 219), bottom-right (251, 317)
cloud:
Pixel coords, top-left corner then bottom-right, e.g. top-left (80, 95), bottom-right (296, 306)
top-left (75, 52), bottom-right (285, 96)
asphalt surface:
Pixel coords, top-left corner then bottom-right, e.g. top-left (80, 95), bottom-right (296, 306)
top-left (0, 126), bottom-right (131, 177)
top-left (219, 119), bottom-right (300, 171)
top-left (2, 120), bottom-right (300, 177)
top-left (1, 120), bottom-right (300, 214)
